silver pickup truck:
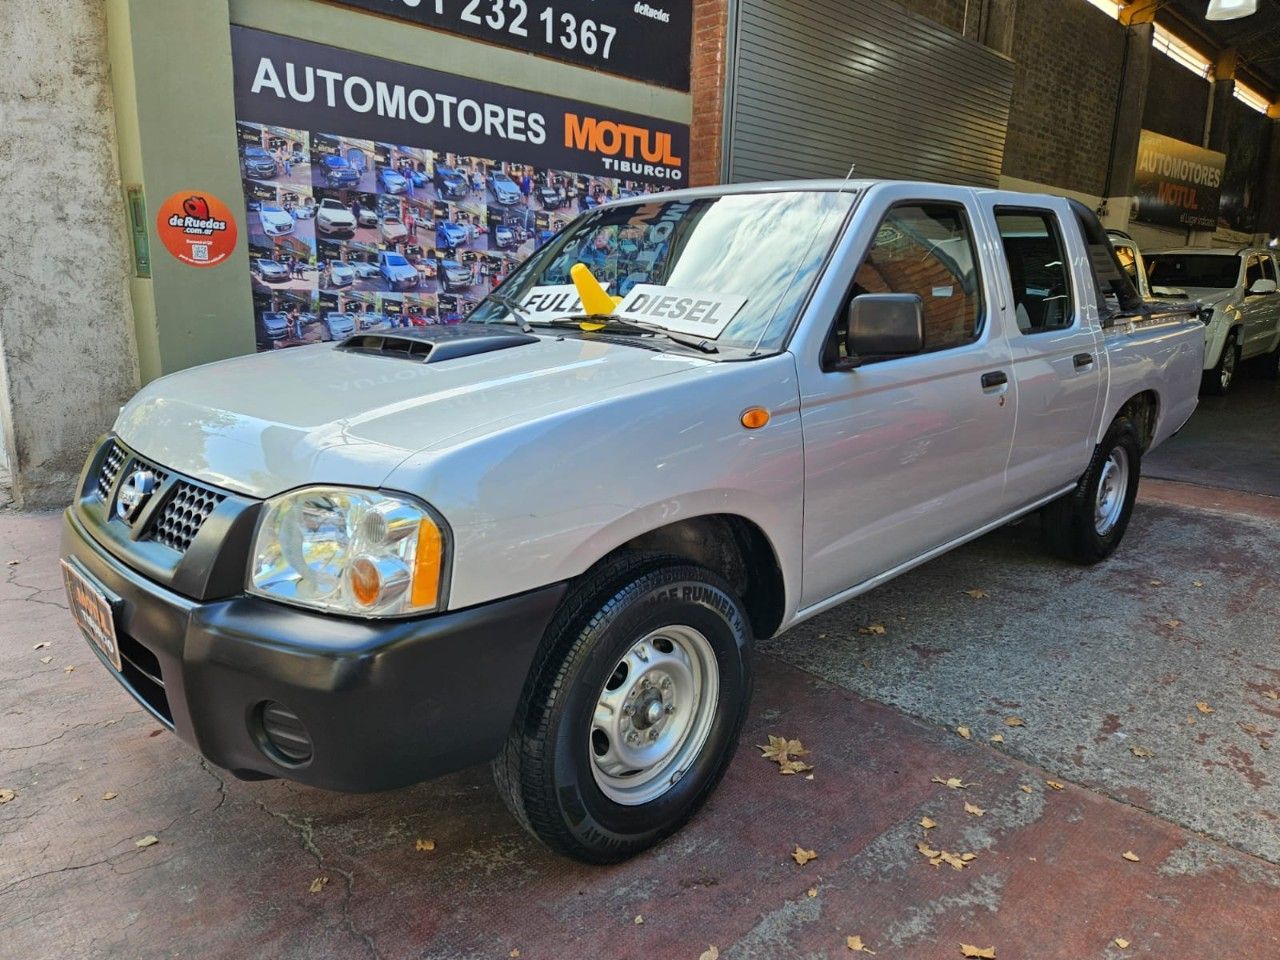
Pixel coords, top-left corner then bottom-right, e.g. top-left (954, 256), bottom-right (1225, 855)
top-left (62, 180), bottom-right (1203, 863)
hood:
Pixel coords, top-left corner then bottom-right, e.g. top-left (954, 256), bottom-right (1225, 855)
top-left (114, 334), bottom-right (710, 499)
top-left (1175, 287), bottom-right (1237, 309)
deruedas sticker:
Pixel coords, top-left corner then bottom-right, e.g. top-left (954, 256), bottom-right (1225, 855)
top-left (155, 191), bottom-right (238, 267)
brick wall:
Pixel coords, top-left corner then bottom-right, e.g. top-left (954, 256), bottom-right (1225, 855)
top-left (895, 0), bottom-right (968, 34)
top-left (690, 0), bottom-right (730, 186)
top-left (1001, 0), bottom-right (1127, 197)
top-left (1143, 50), bottom-right (1210, 147)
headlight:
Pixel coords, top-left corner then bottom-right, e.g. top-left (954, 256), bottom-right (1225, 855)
top-left (248, 487), bottom-right (449, 617)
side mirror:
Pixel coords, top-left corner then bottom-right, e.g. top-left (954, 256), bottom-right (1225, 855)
top-left (839, 293), bottom-right (924, 368)
top-left (1247, 278), bottom-right (1277, 295)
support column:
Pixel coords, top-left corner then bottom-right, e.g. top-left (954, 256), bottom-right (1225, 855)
top-left (977, 0), bottom-right (1017, 59)
top-left (1099, 5), bottom-right (1155, 230)
top-left (1206, 49), bottom-right (1239, 152)
top-left (689, 0), bottom-right (731, 187)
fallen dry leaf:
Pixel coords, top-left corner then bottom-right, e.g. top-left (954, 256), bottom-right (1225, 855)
top-left (1149, 579), bottom-right (1163, 586)
top-left (33, 642), bottom-right (49, 650)
top-left (1195, 701), bottom-right (1214, 715)
top-left (920, 816), bottom-right (938, 830)
top-left (960, 852), bottom-right (977, 862)
top-left (805, 773), bottom-right (815, 781)
top-left (1122, 850), bottom-right (1140, 862)
top-left (1114, 938), bottom-right (1130, 949)
top-left (101, 792), bottom-right (118, 801)
top-left (1003, 716), bottom-right (1025, 728)
top-left (758, 735), bottom-right (815, 776)
top-left (792, 846), bottom-right (817, 865)
top-left (956, 726), bottom-right (972, 740)
top-left (0, 789), bottom-right (15, 804)
top-left (510, 951), bottom-right (521, 959)
top-left (135, 835), bottom-right (160, 848)
top-left (807, 887), bottom-right (818, 898)
top-left (1262, 690), bottom-right (1280, 701)
top-left (846, 934), bottom-right (876, 954)
top-left (1192, 580), bottom-right (1204, 588)
top-left (1130, 746), bottom-right (1153, 758)
top-left (964, 802), bottom-right (985, 817)
top-left (63, 665), bottom-right (75, 674)
top-left (699, 947), bottom-right (720, 960)
top-left (39, 656), bottom-right (53, 664)
top-left (989, 733), bottom-right (1004, 744)
top-left (1019, 784), bottom-right (1033, 794)
top-left (7, 559), bottom-right (19, 565)
top-left (633, 915), bottom-right (644, 925)
top-left (858, 623), bottom-right (887, 636)
top-left (1164, 619), bottom-right (1182, 628)
top-left (1045, 780), bottom-right (1064, 790)
top-left (415, 838), bottom-right (436, 852)
top-left (931, 776), bottom-right (970, 789)
top-left (308, 876), bottom-right (328, 894)
top-left (917, 841), bottom-right (941, 859)
top-left (963, 589), bottom-right (989, 599)
top-left (960, 944), bottom-right (996, 959)
top-left (936, 851), bottom-right (968, 871)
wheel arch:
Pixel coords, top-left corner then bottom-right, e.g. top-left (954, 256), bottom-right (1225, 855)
top-left (1109, 390), bottom-right (1160, 452)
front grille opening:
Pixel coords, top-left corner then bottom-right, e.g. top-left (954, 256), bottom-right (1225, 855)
top-left (117, 631), bottom-right (173, 727)
top-left (147, 481), bottom-right (225, 552)
top-left (96, 441), bottom-right (126, 499)
top-left (256, 701), bottom-right (313, 766)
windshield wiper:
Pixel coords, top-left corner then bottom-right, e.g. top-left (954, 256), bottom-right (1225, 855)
top-left (485, 293), bottom-right (533, 333)
top-left (534, 315), bottom-right (719, 354)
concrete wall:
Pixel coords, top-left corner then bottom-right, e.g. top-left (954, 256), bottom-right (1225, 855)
top-left (0, 2), bottom-right (138, 506)
top-left (1001, 0), bottom-right (1127, 198)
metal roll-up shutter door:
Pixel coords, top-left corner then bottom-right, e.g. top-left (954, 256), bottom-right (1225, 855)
top-left (726, 0), bottom-right (1014, 186)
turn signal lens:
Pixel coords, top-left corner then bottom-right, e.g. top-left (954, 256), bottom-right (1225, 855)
top-left (349, 557), bottom-right (381, 608)
top-left (741, 407), bottom-right (770, 429)
top-left (411, 518), bottom-right (443, 609)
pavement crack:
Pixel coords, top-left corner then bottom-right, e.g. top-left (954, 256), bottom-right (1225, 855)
top-left (2, 716), bottom-right (125, 752)
top-left (254, 801), bottom-right (382, 960)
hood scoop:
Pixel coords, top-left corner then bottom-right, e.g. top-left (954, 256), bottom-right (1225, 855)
top-left (336, 323), bottom-right (538, 363)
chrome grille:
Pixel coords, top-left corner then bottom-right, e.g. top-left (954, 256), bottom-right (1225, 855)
top-left (96, 441), bottom-right (127, 499)
top-left (146, 481), bottom-right (225, 552)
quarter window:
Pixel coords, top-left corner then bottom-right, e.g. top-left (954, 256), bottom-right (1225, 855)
top-left (1246, 256), bottom-right (1264, 288)
top-left (1264, 256), bottom-right (1278, 282)
top-left (843, 202), bottom-right (985, 358)
top-left (995, 209), bottom-right (1075, 335)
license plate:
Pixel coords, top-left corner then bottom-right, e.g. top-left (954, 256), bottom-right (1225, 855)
top-left (60, 558), bottom-right (122, 672)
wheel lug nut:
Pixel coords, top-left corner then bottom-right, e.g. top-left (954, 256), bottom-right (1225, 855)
top-left (648, 730), bottom-right (658, 741)
top-left (623, 705), bottom-right (633, 717)
top-left (664, 703), bottom-right (676, 714)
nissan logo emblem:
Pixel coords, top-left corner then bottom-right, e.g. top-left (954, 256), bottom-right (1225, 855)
top-left (116, 469), bottom-right (158, 524)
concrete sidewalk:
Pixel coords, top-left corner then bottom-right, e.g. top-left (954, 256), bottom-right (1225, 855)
top-left (2, 487), bottom-right (1278, 959)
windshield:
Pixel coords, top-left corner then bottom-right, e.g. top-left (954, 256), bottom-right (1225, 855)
top-left (385, 254), bottom-right (408, 266)
top-left (471, 190), bottom-right (857, 353)
top-left (1148, 253), bottom-right (1240, 289)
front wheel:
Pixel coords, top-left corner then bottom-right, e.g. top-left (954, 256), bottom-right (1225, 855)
top-left (494, 555), bottom-right (752, 863)
top-left (1202, 329), bottom-right (1239, 395)
top-left (1042, 416), bottom-right (1142, 564)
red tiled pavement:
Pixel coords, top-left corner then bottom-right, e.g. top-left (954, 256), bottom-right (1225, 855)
top-left (3, 510), bottom-right (1280, 959)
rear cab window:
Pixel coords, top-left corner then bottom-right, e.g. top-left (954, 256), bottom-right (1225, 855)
top-left (994, 208), bottom-right (1076, 335)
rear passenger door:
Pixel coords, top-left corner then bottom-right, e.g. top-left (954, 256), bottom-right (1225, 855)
top-left (976, 198), bottom-right (1104, 505)
top-left (794, 186), bottom-right (1016, 609)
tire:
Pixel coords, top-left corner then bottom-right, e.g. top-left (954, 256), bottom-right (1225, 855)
top-left (1202, 329), bottom-right (1240, 395)
top-left (494, 553), bottom-right (753, 863)
top-left (1042, 416), bottom-right (1142, 564)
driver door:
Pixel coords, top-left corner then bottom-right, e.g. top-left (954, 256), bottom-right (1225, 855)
top-left (795, 186), bottom-right (1017, 609)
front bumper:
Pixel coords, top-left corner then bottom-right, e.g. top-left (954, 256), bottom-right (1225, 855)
top-left (61, 507), bottom-right (566, 792)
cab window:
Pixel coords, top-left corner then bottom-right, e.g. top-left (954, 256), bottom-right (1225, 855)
top-left (830, 202), bottom-right (984, 365)
top-left (995, 209), bottom-right (1074, 334)
top-left (1264, 256), bottom-right (1278, 282)
top-left (1245, 256), bottom-right (1264, 289)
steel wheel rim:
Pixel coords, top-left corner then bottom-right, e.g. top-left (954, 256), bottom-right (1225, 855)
top-left (1221, 343), bottom-right (1236, 389)
top-left (589, 625), bottom-right (719, 806)
top-left (1094, 446), bottom-right (1130, 536)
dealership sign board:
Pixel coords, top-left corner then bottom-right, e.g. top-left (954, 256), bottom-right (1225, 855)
top-left (1132, 129), bottom-right (1226, 231)
top-left (232, 27), bottom-right (688, 186)
top-left (327, 0), bottom-right (692, 91)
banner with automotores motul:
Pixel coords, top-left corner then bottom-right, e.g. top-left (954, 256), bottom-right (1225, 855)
top-left (1132, 129), bottom-right (1226, 231)
top-left (229, 26), bottom-right (689, 351)
top-left (327, 0), bottom-right (692, 91)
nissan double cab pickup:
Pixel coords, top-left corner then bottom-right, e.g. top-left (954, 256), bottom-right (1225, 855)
top-left (63, 181), bottom-right (1203, 863)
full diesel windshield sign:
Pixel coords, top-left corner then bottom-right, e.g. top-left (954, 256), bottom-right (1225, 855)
top-left (230, 26), bottom-right (688, 350)
top-left (327, 0), bottom-right (692, 91)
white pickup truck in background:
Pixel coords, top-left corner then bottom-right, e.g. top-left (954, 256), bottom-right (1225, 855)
top-left (63, 181), bottom-right (1204, 864)
top-left (1146, 245), bottom-right (1280, 394)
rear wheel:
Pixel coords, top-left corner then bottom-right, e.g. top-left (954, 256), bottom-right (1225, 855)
top-left (1042, 416), bottom-right (1142, 564)
top-left (494, 554), bottom-right (752, 863)
top-left (1202, 329), bottom-right (1239, 395)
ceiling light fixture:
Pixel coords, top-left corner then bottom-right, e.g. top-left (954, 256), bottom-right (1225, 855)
top-left (1205, 0), bottom-right (1258, 20)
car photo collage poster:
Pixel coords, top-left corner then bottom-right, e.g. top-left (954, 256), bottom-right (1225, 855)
top-left (230, 27), bottom-right (690, 351)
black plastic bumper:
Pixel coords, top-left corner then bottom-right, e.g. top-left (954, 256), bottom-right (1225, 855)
top-left (61, 508), bottom-right (566, 792)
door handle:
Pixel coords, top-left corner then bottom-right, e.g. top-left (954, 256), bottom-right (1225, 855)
top-left (1073, 353), bottom-right (1094, 369)
top-left (981, 371), bottom-right (1007, 389)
